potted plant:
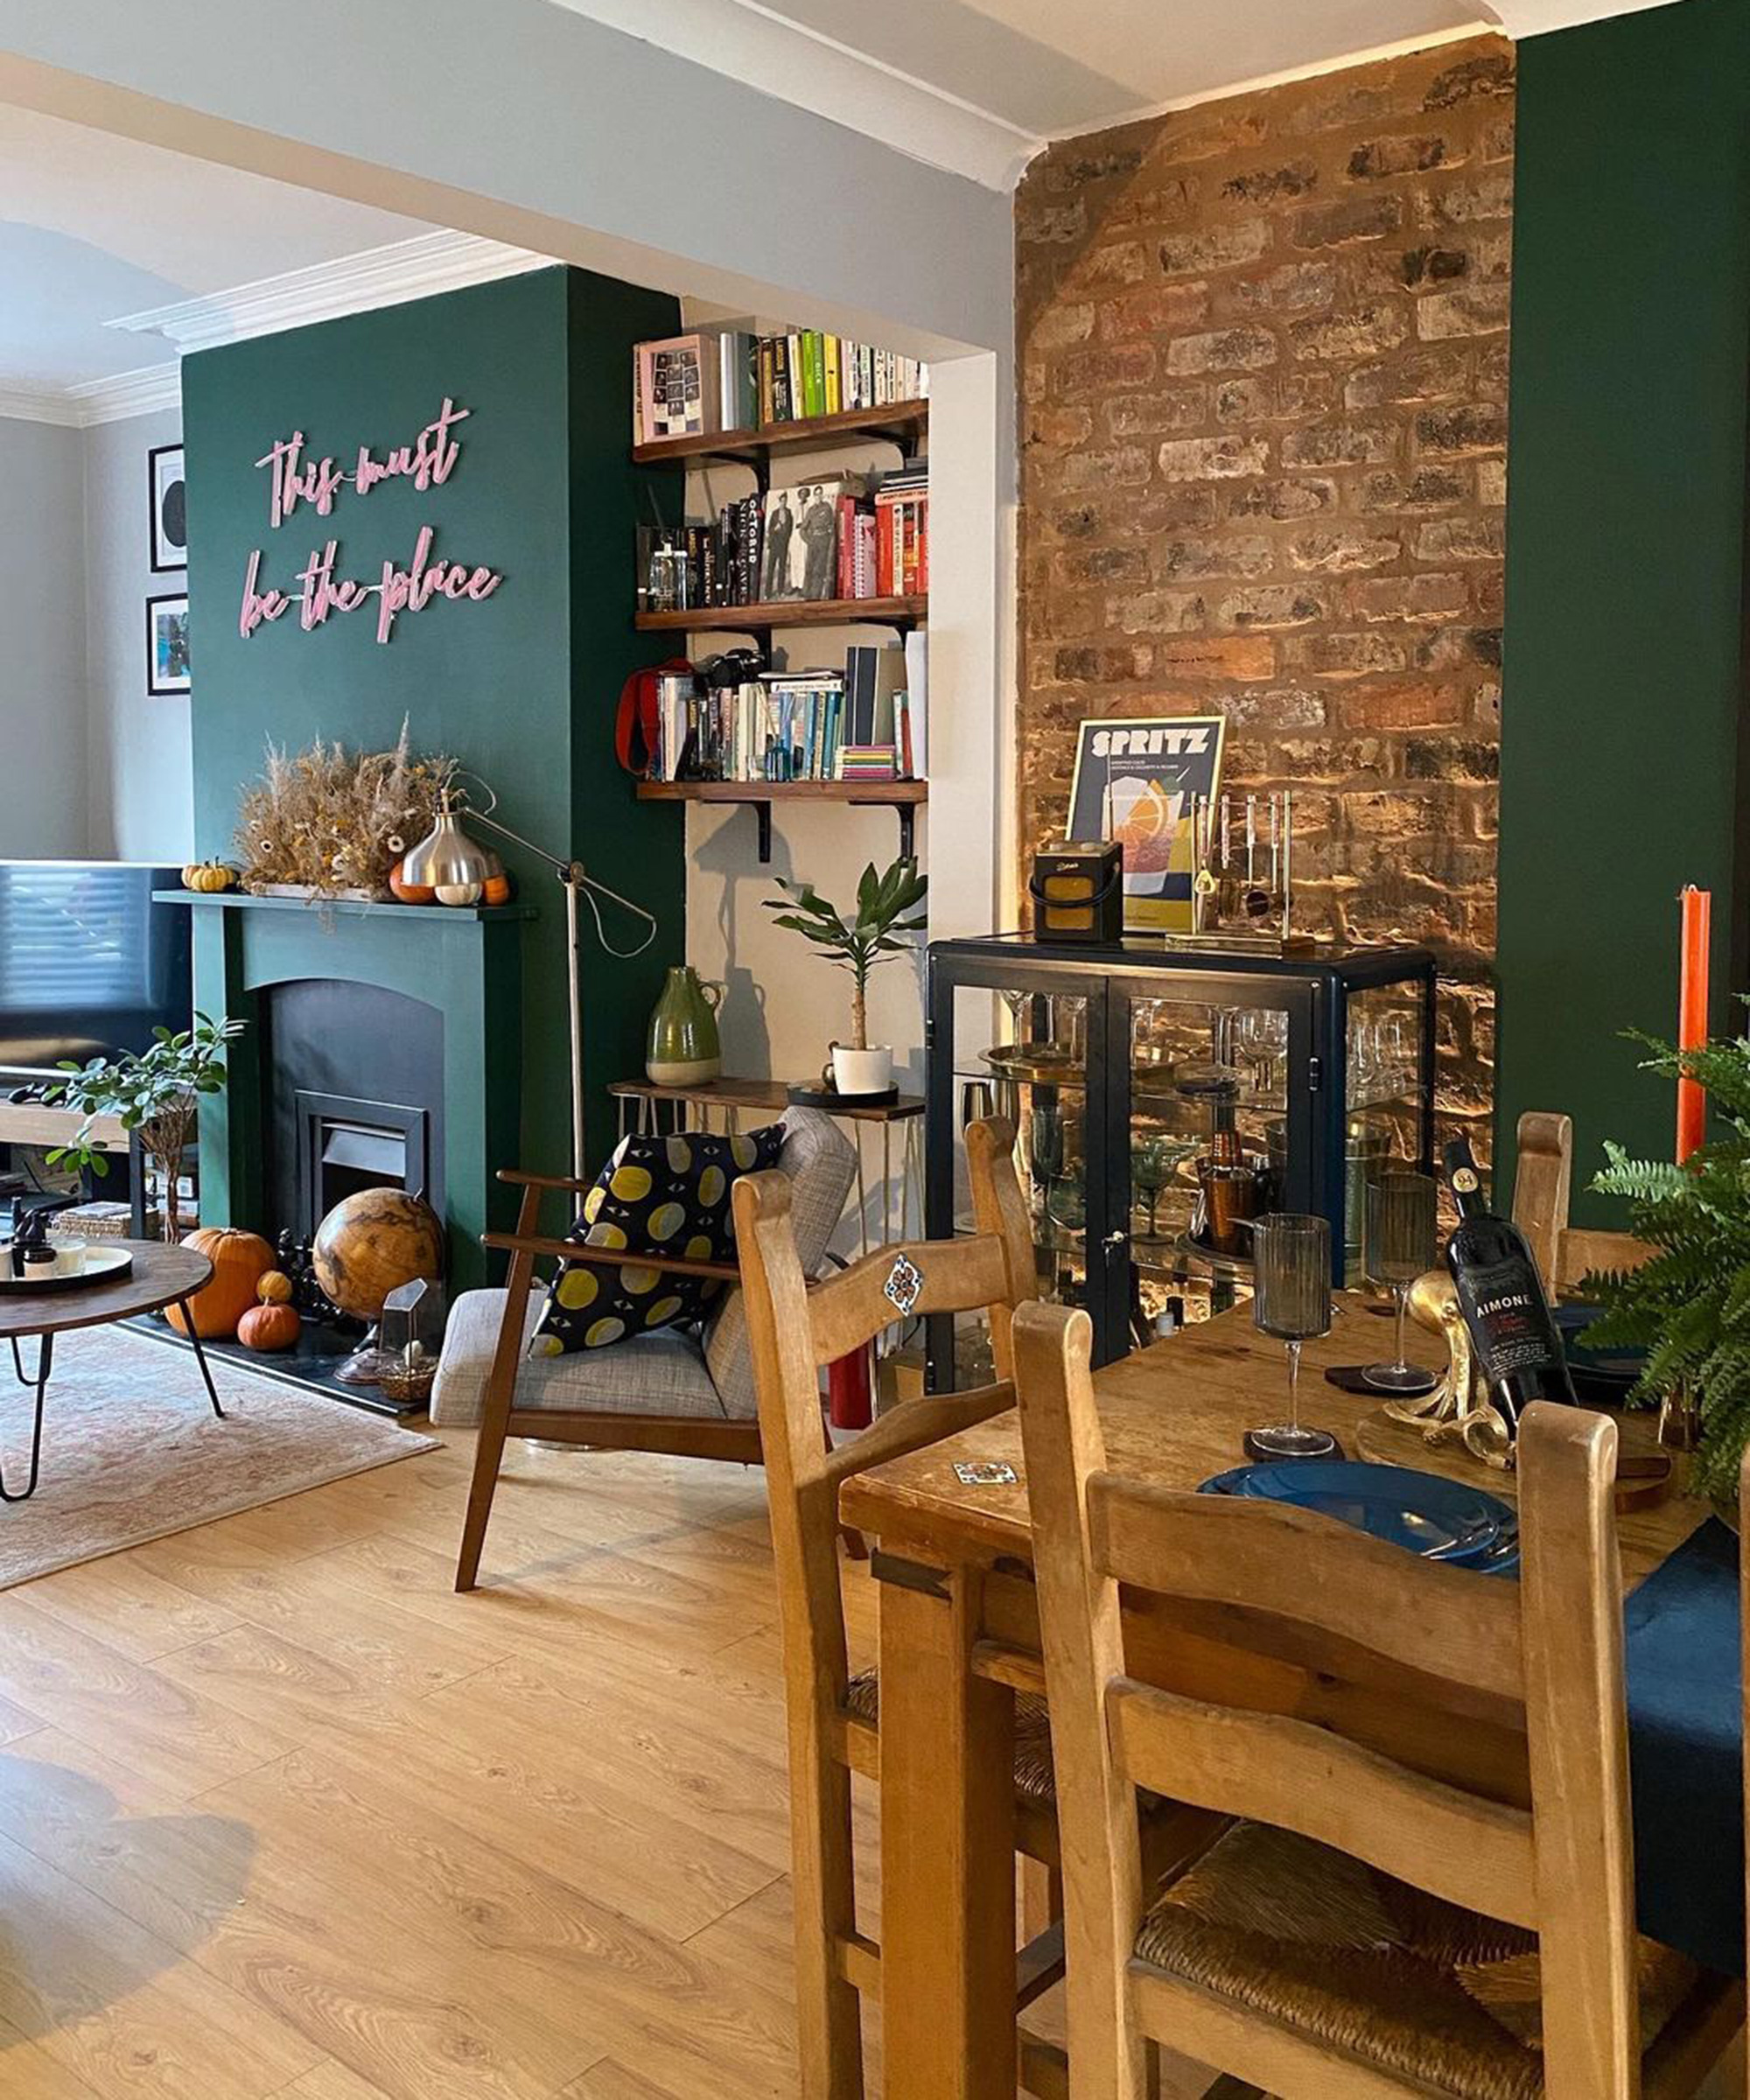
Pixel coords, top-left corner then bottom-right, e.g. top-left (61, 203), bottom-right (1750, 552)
top-left (766, 858), bottom-right (928, 1097)
top-left (1583, 1018), bottom-right (1750, 1501)
top-left (46, 1012), bottom-right (244, 1242)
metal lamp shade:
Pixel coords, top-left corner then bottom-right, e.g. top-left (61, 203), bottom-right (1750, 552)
top-left (401, 789), bottom-right (504, 906)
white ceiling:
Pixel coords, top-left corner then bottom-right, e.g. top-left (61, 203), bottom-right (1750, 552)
top-left (550, 0), bottom-right (1689, 187)
top-left (0, 104), bottom-right (437, 392)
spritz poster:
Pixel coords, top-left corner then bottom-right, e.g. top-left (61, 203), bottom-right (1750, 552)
top-left (1065, 716), bottom-right (1226, 933)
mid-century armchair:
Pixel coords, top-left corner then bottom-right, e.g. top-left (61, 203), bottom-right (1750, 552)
top-left (435, 1104), bottom-right (855, 1590)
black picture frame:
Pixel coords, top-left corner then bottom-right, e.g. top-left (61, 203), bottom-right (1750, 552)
top-left (145, 593), bottom-right (191, 697)
top-left (148, 443), bottom-right (186, 574)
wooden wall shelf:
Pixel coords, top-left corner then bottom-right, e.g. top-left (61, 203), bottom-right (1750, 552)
top-left (609, 1075), bottom-right (923, 1126)
top-left (635, 594), bottom-right (925, 635)
top-left (636, 779), bottom-right (927, 863)
top-left (633, 401), bottom-right (928, 467)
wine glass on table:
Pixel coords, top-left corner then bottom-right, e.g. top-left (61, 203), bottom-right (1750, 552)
top-left (1245, 1213), bottom-right (1338, 1461)
top-left (1362, 1170), bottom-right (1438, 1395)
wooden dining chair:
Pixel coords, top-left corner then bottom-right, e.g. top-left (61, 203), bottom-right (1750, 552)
top-left (1513, 1110), bottom-right (1656, 1293)
top-left (1013, 1296), bottom-right (1741, 2100)
top-left (732, 1116), bottom-right (1063, 2100)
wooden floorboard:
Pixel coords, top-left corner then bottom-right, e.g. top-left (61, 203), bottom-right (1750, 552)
top-left (0, 1433), bottom-right (886, 2098)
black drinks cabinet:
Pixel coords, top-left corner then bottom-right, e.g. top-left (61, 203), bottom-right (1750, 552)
top-left (925, 932), bottom-right (1437, 1384)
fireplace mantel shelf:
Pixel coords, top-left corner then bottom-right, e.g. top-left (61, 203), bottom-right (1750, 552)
top-left (154, 890), bottom-right (537, 924)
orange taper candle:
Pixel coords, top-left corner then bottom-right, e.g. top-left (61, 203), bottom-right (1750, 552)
top-left (1676, 884), bottom-right (1711, 1163)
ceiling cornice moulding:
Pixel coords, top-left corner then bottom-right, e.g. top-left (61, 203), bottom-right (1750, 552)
top-left (104, 229), bottom-right (551, 356)
top-left (0, 386), bottom-right (81, 428)
top-left (66, 364), bottom-right (182, 425)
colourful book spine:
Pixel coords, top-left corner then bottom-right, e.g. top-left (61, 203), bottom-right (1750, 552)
top-left (824, 336), bottom-right (841, 416)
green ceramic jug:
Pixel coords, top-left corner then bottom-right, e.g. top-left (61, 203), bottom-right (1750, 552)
top-left (646, 964), bottom-right (724, 1086)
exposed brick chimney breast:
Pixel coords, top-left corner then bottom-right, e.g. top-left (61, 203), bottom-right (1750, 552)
top-left (1016, 36), bottom-right (1513, 1146)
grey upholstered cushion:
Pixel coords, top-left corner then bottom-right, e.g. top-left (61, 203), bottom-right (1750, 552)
top-left (430, 1287), bottom-right (723, 1426)
top-left (430, 1106), bottom-right (856, 1430)
top-left (703, 1107), bottom-right (856, 1418)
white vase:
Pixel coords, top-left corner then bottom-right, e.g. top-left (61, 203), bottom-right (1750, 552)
top-left (832, 1044), bottom-right (893, 1097)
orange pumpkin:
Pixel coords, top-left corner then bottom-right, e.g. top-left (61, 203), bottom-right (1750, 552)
top-left (237, 1301), bottom-right (301, 1353)
top-left (481, 872), bottom-right (514, 906)
top-left (168, 1227), bottom-right (276, 1338)
top-left (389, 856), bottom-right (436, 905)
top-left (256, 1270), bottom-right (294, 1305)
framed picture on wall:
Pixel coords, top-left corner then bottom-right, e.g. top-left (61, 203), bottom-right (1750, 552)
top-left (148, 444), bottom-right (186, 573)
top-left (145, 593), bottom-right (191, 697)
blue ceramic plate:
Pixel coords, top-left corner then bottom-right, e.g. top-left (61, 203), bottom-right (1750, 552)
top-left (1199, 1460), bottom-right (1518, 1572)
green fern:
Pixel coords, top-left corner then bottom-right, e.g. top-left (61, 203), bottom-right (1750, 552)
top-left (1586, 1007), bottom-right (1750, 1497)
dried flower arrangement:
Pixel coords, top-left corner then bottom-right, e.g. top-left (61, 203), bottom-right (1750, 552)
top-left (234, 722), bottom-right (455, 900)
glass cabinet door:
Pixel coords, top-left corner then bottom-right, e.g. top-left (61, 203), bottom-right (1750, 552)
top-left (1341, 977), bottom-right (1436, 1282)
top-left (1115, 979), bottom-right (1316, 1344)
top-left (927, 969), bottom-right (1102, 1387)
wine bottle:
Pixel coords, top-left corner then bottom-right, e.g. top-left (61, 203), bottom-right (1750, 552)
top-left (1444, 1137), bottom-right (1576, 1424)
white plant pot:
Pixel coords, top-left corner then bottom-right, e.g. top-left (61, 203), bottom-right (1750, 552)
top-left (832, 1044), bottom-right (893, 1097)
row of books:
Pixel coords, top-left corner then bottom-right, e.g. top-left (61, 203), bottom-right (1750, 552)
top-left (646, 640), bottom-right (928, 783)
top-left (635, 465), bottom-right (928, 612)
top-left (875, 459), bottom-right (929, 598)
top-left (752, 333), bottom-right (925, 428)
top-left (632, 328), bottom-right (927, 444)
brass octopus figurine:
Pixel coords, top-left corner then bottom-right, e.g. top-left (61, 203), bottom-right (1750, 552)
top-left (1389, 1269), bottom-right (1514, 1470)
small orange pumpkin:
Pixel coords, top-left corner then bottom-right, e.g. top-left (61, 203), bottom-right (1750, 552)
top-left (168, 1227), bottom-right (276, 1338)
top-left (481, 872), bottom-right (514, 906)
top-left (237, 1301), bottom-right (301, 1353)
top-left (389, 856), bottom-right (436, 905)
top-left (256, 1270), bottom-right (294, 1306)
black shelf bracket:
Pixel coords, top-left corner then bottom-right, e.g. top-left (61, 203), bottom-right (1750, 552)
top-left (735, 795), bottom-right (919, 865)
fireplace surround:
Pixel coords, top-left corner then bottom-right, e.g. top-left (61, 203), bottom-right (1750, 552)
top-left (162, 888), bottom-right (528, 1292)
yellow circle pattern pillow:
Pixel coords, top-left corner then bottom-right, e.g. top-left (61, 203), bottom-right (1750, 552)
top-left (530, 1124), bottom-right (785, 1356)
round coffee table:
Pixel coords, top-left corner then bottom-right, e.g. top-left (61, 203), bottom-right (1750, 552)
top-left (0, 1239), bottom-right (225, 1502)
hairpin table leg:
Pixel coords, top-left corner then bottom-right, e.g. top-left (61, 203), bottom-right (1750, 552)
top-left (0, 1333), bottom-right (51, 1502)
top-left (177, 1306), bottom-right (228, 1420)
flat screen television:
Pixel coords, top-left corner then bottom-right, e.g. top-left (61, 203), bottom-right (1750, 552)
top-left (0, 861), bottom-right (192, 1074)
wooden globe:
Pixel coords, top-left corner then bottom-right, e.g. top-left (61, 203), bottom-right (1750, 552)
top-left (312, 1187), bottom-right (444, 1321)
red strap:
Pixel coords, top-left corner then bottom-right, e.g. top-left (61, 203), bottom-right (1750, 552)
top-left (616, 659), bottom-right (693, 776)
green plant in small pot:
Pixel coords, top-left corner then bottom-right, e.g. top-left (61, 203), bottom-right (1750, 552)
top-left (46, 1012), bottom-right (245, 1242)
top-left (1583, 1018), bottom-right (1750, 1502)
top-left (766, 858), bottom-right (928, 1098)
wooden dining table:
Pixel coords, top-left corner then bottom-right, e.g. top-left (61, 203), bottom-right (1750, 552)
top-left (838, 1293), bottom-right (1710, 2100)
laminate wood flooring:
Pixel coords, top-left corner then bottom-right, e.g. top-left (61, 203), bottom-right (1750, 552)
top-left (0, 1428), bottom-right (1740, 2100)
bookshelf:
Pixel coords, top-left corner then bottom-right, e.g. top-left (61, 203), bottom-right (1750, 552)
top-left (635, 779), bottom-right (927, 864)
top-left (633, 400), bottom-right (928, 469)
top-left (635, 593), bottom-right (925, 635)
top-left (630, 384), bottom-right (928, 858)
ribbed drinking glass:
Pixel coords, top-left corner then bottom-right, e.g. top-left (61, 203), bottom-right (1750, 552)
top-left (1362, 1170), bottom-right (1438, 1393)
top-left (1247, 1213), bottom-right (1336, 1460)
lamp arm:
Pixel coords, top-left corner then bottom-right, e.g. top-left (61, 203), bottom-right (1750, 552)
top-left (465, 808), bottom-right (657, 932)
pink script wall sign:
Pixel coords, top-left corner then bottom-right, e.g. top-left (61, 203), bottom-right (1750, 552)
top-left (238, 397), bottom-right (504, 645)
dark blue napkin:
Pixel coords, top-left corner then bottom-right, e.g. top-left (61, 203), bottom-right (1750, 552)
top-left (1624, 1518), bottom-right (1743, 1974)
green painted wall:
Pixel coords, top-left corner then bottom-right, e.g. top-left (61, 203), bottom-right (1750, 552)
top-left (1498, 0), bottom-right (1750, 1219)
top-left (184, 265), bottom-right (684, 1225)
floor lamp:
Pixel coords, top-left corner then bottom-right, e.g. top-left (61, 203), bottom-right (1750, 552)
top-left (401, 786), bottom-right (657, 1180)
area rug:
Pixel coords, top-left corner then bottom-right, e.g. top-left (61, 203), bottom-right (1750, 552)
top-left (0, 1323), bottom-right (439, 1590)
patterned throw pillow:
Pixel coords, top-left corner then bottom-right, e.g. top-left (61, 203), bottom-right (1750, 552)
top-left (529, 1124), bottom-right (785, 1355)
